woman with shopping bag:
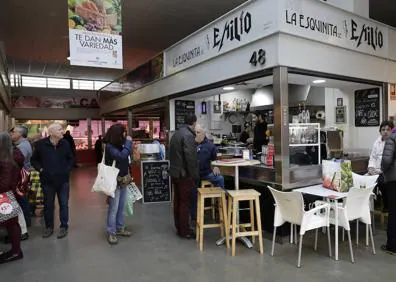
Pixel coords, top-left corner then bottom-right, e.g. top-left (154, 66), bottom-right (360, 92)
top-left (0, 132), bottom-right (25, 264)
top-left (103, 124), bottom-right (133, 245)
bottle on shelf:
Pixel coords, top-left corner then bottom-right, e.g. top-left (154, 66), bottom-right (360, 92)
top-left (232, 99), bottom-right (236, 111)
top-left (298, 104), bottom-right (303, 123)
top-left (305, 108), bottom-right (310, 123)
top-left (290, 128), bottom-right (296, 144)
top-left (236, 99), bottom-right (241, 111)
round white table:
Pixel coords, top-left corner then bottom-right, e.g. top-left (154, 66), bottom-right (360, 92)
top-left (212, 159), bottom-right (261, 248)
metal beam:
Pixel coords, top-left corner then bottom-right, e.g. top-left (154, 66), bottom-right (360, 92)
top-left (273, 66), bottom-right (290, 186)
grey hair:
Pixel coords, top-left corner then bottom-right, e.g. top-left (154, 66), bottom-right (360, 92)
top-left (195, 124), bottom-right (206, 134)
top-left (48, 123), bottom-right (63, 135)
top-left (15, 125), bottom-right (28, 138)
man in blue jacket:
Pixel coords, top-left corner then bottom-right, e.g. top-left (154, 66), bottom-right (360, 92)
top-left (191, 125), bottom-right (224, 222)
top-left (195, 125), bottom-right (224, 188)
top-left (31, 123), bottom-right (74, 239)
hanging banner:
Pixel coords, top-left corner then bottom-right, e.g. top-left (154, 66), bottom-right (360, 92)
top-left (68, 0), bottom-right (123, 69)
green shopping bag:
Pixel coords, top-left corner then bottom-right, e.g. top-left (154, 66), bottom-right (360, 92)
top-left (124, 188), bottom-right (134, 217)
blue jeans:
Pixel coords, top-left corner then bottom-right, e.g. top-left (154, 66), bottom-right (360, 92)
top-left (16, 195), bottom-right (31, 228)
top-left (42, 182), bottom-right (69, 229)
top-left (107, 186), bottom-right (127, 235)
top-left (191, 173), bottom-right (225, 221)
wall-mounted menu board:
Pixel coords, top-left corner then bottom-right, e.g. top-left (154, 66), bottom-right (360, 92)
top-left (355, 88), bottom-right (380, 127)
top-left (141, 160), bottom-right (171, 204)
top-left (175, 100), bottom-right (195, 130)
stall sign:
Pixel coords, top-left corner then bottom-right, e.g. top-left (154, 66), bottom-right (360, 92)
top-left (68, 0), bottom-right (123, 69)
top-left (164, 0), bottom-right (277, 76)
top-left (280, 0), bottom-right (389, 58)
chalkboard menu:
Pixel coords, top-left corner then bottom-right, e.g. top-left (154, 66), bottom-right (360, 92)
top-left (175, 100), bottom-right (195, 130)
top-left (355, 88), bottom-right (380, 127)
top-left (141, 160), bottom-right (171, 204)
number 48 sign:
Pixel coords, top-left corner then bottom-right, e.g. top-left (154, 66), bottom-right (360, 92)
top-left (249, 49), bottom-right (266, 66)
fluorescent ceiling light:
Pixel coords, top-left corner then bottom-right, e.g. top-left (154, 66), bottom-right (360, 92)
top-left (223, 86), bottom-right (235, 91)
top-left (313, 79), bottom-right (326, 84)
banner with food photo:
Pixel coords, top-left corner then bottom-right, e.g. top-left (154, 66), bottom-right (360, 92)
top-left (68, 0), bottom-right (123, 69)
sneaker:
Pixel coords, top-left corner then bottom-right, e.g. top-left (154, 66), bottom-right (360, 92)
top-left (381, 245), bottom-right (396, 255)
top-left (107, 233), bottom-right (118, 245)
top-left (21, 233), bottom-right (29, 241)
top-left (116, 228), bottom-right (132, 237)
top-left (57, 228), bottom-right (68, 239)
top-left (42, 228), bottom-right (54, 238)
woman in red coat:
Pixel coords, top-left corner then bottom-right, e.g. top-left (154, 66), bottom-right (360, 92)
top-left (0, 132), bottom-right (24, 264)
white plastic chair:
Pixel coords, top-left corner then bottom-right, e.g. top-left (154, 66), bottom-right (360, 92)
top-left (268, 186), bottom-right (331, 268)
top-left (319, 187), bottom-right (376, 263)
top-left (351, 173), bottom-right (378, 245)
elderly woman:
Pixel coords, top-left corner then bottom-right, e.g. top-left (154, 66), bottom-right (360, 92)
top-left (0, 132), bottom-right (25, 264)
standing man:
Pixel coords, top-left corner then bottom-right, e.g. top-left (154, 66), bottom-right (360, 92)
top-left (63, 130), bottom-right (77, 167)
top-left (31, 123), bottom-right (74, 239)
top-left (253, 112), bottom-right (268, 154)
top-left (10, 125), bottom-right (33, 241)
top-left (169, 113), bottom-right (199, 239)
top-left (94, 135), bottom-right (103, 164)
top-left (381, 125), bottom-right (396, 255)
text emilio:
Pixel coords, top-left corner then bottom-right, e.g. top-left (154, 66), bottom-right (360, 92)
top-left (286, 10), bottom-right (339, 38)
top-left (213, 10), bottom-right (252, 52)
top-left (350, 19), bottom-right (383, 50)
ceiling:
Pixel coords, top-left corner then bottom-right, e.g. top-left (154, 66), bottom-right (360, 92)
top-left (0, 0), bottom-right (246, 81)
top-left (0, 0), bottom-right (395, 81)
top-left (184, 74), bottom-right (376, 101)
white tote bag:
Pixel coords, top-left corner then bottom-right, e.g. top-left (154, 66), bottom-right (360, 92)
top-left (92, 145), bottom-right (119, 198)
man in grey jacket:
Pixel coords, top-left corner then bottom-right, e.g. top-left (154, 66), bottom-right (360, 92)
top-left (380, 127), bottom-right (396, 255)
top-left (169, 113), bottom-right (198, 239)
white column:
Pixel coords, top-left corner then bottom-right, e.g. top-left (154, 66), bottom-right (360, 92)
top-left (4, 114), bottom-right (9, 131)
top-left (127, 110), bottom-right (133, 136)
top-left (87, 118), bottom-right (92, 150)
top-left (319, 0), bottom-right (369, 17)
top-left (101, 117), bottom-right (106, 136)
top-left (0, 110), bottom-right (4, 131)
top-left (10, 117), bottom-right (16, 128)
top-left (353, 0), bottom-right (369, 18)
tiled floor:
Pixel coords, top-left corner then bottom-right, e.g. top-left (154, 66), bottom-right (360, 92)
top-left (0, 167), bottom-right (394, 282)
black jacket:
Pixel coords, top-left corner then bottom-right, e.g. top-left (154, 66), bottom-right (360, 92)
top-left (253, 122), bottom-right (268, 152)
top-left (169, 125), bottom-right (198, 180)
top-left (31, 138), bottom-right (75, 186)
top-left (381, 132), bottom-right (396, 183)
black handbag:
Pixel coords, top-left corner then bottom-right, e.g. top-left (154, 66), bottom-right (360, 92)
top-left (377, 173), bottom-right (385, 185)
